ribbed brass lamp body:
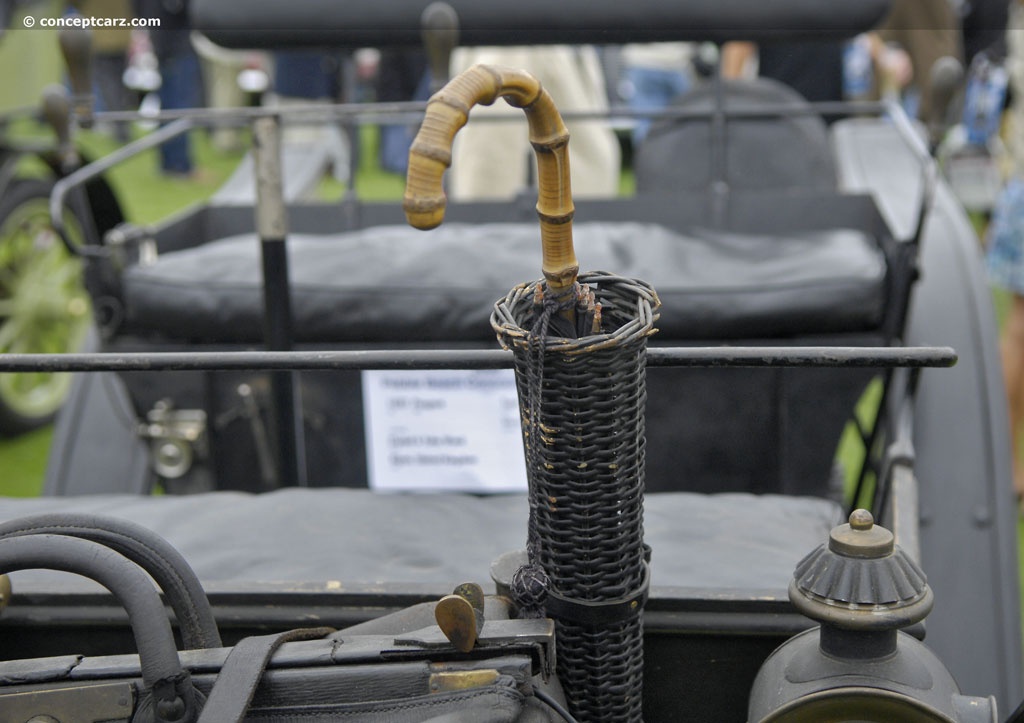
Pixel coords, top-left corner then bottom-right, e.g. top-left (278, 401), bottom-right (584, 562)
top-left (748, 510), bottom-right (997, 723)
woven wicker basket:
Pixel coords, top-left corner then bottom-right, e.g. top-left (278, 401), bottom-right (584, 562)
top-left (491, 271), bottom-right (659, 723)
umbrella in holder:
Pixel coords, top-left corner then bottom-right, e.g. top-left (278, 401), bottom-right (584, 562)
top-left (405, 64), bottom-right (661, 723)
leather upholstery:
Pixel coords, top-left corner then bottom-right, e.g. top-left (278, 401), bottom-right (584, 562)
top-left (121, 222), bottom-right (885, 343)
top-left (1, 489), bottom-right (841, 594)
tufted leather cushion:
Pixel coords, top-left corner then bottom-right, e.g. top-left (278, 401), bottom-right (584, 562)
top-left (120, 221), bottom-right (886, 343)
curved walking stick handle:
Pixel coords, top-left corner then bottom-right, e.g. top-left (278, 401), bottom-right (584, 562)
top-left (404, 64), bottom-right (578, 291)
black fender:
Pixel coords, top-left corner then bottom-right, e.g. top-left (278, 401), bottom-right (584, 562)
top-left (834, 116), bottom-right (1024, 708)
top-left (906, 180), bottom-right (1023, 709)
top-left (41, 149), bottom-right (126, 243)
top-left (0, 147), bottom-right (125, 246)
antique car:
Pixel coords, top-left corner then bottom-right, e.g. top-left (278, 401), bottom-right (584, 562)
top-left (0, 0), bottom-right (1020, 720)
top-left (0, 24), bottom-right (124, 433)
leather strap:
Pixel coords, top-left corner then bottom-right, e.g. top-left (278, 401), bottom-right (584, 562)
top-left (197, 627), bottom-right (335, 723)
top-left (544, 563), bottom-right (650, 626)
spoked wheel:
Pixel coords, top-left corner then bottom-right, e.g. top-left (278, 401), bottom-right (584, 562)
top-left (0, 179), bottom-right (91, 435)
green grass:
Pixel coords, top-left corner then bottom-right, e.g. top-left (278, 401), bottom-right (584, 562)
top-left (0, 122), bottom-right (253, 498)
top-left (86, 126), bottom-right (413, 221)
top-left (76, 128), bottom-right (250, 224)
top-left (836, 377), bottom-right (883, 508)
top-left (0, 426), bottom-right (53, 496)
top-left (0, 20), bottom-right (63, 113)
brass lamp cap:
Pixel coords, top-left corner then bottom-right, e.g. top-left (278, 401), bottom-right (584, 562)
top-left (790, 510), bottom-right (933, 630)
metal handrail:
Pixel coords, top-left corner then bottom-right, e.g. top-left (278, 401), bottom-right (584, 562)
top-left (48, 116), bottom-right (194, 257)
top-left (882, 97), bottom-right (940, 248)
top-left (0, 346), bottom-right (957, 373)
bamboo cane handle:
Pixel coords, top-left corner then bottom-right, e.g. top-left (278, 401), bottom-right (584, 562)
top-left (404, 64), bottom-right (578, 290)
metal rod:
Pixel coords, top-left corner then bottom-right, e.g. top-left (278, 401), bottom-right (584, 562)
top-left (709, 61), bottom-right (729, 225)
top-left (79, 99), bottom-right (889, 128)
top-left (253, 115), bottom-right (307, 488)
top-left (883, 97), bottom-right (938, 247)
top-left (49, 117), bottom-right (194, 257)
top-left (0, 346), bottom-right (957, 373)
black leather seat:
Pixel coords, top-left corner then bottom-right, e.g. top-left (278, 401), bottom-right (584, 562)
top-left (635, 78), bottom-right (838, 193)
top-left (120, 221), bottom-right (886, 344)
top-left (1, 488), bottom-right (841, 593)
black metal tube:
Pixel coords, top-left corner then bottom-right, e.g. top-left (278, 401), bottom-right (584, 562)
top-left (82, 99), bottom-right (887, 127)
top-left (0, 534), bottom-right (186, 690)
top-left (870, 367), bottom-right (922, 528)
top-left (0, 346), bottom-right (957, 373)
top-left (253, 115), bottom-right (307, 488)
top-left (710, 62), bottom-right (729, 226)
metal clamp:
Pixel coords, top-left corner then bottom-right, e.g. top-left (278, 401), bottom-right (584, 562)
top-left (137, 400), bottom-right (208, 480)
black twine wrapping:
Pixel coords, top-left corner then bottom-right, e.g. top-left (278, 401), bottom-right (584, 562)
top-left (513, 282), bottom-right (583, 618)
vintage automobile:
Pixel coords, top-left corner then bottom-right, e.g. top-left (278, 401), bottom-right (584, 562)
top-left (0, 0), bottom-right (1020, 721)
top-left (0, 24), bottom-right (125, 434)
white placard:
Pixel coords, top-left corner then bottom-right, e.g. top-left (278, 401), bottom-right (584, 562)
top-left (361, 369), bottom-right (527, 492)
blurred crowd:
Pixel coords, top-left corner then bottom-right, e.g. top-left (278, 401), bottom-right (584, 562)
top-left (982, 0), bottom-right (1024, 512)
top-left (59, 0), bottom-right (1009, 185)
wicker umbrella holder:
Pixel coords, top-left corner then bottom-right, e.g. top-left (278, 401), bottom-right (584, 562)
top-left (491, 273), bottom-right (659, 723)
top-left (404, 63), bottom-right (660, 721)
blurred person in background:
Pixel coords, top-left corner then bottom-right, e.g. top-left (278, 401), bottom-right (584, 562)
top-left (268, 49), bottom-right (349, 183)
top-left (960, 0), bottom-right (1010, 67)
top-left (447, 45), bottom-right (620, 201)
top-left (74, 0), bottom-right (133, 142)
top-left (134, 0), bottom-right (202, 177)
top-left (375, 48), bottom-right (429, 175)
top-left (191, 31), bottom-right (265, 153)
top-left (618, 42), bottom-right (694, 146)
top-left (721, 39), bottom-right (847, 105)
top-left (985, 0), bottom-right (1024, 511)
top-left (875, 0), bottom-right (963, 119)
